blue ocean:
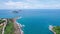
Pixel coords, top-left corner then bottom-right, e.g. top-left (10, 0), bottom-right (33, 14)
top-left (0, 9), bottom-right (60, 34)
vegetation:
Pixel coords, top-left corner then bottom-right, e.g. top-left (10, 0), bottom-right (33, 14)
top-left (53, 26), bottom-right (60, 34)
top-left (0, 28), bottom-right (2, 34)
top-left (0, 19), bottom-right (5, 34)
top-left (0, 26), bottom-right (3, 34)
top-left (4, 20), bottom-right (14, 34)
top-left (0, 19), bottom-right (5, 24)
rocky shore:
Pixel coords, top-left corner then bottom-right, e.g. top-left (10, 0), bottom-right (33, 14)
top-left (12, 18), bottom-right (23, 34)
top-left (49, 25), bottom-right (56, 34)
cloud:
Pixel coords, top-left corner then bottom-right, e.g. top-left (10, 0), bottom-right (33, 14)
top-left (5, 1), bottom-right (24, 8)
top-left (0, 0), bottom-right (60, 9)
top-left (2, 1), bottom-right (33, 9)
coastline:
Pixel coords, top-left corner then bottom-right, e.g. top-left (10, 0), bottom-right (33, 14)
top-left (12, 18), bottom-right (23, 34)
top-left (49, 25), bottom-right (56, 34)
top-left (16, 21), bottom-right (24, 34)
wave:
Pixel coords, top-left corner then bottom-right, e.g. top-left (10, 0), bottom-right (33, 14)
top-left (17, 16), bottom-right (22, 19)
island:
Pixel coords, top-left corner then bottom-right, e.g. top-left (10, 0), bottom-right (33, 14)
top-left (0, 18), bottom-right (23, 34)
top-left (49, 25), bottom-right (60, 34)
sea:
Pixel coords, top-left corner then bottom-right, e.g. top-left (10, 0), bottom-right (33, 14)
top-left (0, 9), bottom-right (60, 34)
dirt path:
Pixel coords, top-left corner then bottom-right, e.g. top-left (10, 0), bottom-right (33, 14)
top-left (2, 19), bottom-right (7, 34)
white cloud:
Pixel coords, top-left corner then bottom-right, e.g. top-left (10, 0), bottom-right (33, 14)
top-left (3, 1), bottom-right (33, 9)
top-left (4, 1), bottom-right (24, 9)
top-left (0, 0), bottom-right (60, 9)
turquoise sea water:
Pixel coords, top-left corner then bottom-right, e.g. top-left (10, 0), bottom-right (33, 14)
top-left (0, 9), bottom-right (60, 34)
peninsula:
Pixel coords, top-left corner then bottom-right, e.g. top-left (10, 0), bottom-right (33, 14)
top-left (49, 25), bottom-right (60, 34)
top-left (0, 18), bottom-right (23, 34)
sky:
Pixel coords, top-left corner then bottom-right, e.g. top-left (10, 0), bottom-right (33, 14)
top-left (0, 0), bottom-right (60, 9)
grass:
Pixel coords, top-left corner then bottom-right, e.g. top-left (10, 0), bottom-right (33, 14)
top-left (53, 26), bottom-right (60, 34)
top-left (0, 20), bottom-right (5, 24)
top-left (4, 20), bottom-right (14, 34)
top-left (0, 29), bottom-right (2, 34)
top-left (0, 26), bottom-right (3, 34)
top-left (0, 25), bottom-right (3, 28)
top-left (0, 19), bottom-right (5, 34)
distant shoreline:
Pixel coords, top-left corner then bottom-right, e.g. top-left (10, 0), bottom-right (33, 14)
top-left (49, 25), bottom-right (56, 34)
